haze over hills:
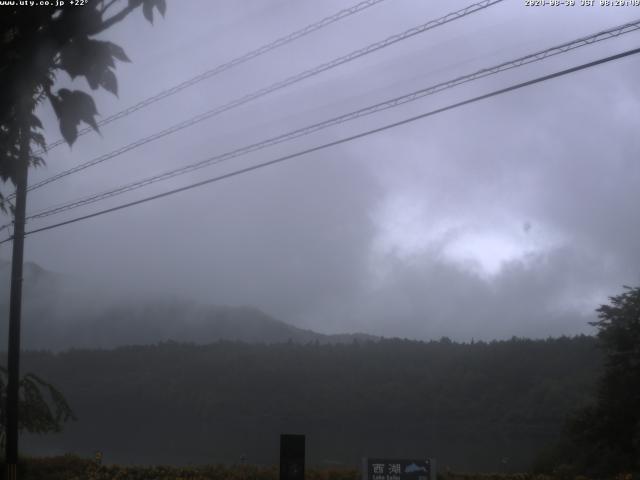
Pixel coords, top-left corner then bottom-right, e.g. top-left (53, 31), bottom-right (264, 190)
top-left (0, 261), bottom-right (606, 471)
top-left (0, 260), bottom-right (377, 351)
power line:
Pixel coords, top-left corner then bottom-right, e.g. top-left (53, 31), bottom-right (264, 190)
top-left (24, 19), bottom-right (640, 222)
top-left (21, 0), bottom-right (504, 196)
top-left (4, 45), bottom-right (638, 244)
top-left (37, 0), bottom-right (391, 154)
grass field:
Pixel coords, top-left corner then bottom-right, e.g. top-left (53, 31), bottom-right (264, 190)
top-left (2, 455), bottom-right (636, 480)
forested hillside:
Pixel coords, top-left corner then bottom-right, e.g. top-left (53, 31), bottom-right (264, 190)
top-left (12, 336), bottom-right (601, 472)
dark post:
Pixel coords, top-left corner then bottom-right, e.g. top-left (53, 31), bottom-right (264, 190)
top-left (279, 434), bottom-right (305, 480)
top-left (5, 115), bottom-right (30, 480)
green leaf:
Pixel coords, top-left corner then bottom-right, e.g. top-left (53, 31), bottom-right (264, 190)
top-left (31, 132), bottom-right (47, 152)
top-left (60, 39), bottom-right (116, 89)
top-left (84, 68), bottom-right (102, 90)
top-left (59, 113), bottom-right (78, 145)
top-left (70, 91), bottom-right (99, 131)
top-left (100, 68), bottom-right (118, 96)
top-left (30, 155), bottom-right (44, 168)
top-left (29, 113), bottom-right (43, 129)
top-left (143, 1), bottom-right (154, 23)
top-left (54, 89), bottom-right (99, 146)
top-left (155, 0), bottom-right (166, 17)
top-left (108, 42), bottom-right (131, 63)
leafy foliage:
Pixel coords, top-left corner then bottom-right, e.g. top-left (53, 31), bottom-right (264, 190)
top-left (0, 365), bottom-right (75, 449)
top-left (0, 0), bottom-right (166, 211)
top-left (49, 89), bottom-right (100, 146)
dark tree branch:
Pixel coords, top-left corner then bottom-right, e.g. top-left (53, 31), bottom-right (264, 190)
top-left (100, 0), bottom-right (121, 14)
top-left (93, 4), bottom-right (137, 34)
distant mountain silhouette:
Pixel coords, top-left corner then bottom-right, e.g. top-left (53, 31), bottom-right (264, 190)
top-left (0, 261), bottom-right (377, 351)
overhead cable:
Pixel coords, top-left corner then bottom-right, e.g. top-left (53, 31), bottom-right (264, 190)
top-left (37, 0), bottom-right (392, 154)
top-left (21, 0), bottom-right (504, 196)
top-left (24, 19), bottom-right (640, 221)
top-left (4, 45), bottom-right (638, 244)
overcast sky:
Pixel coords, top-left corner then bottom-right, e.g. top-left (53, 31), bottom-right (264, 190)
top-left (3, 0), bottom-right (640, 341)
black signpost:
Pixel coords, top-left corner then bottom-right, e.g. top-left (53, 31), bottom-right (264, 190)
top-left (280, 434), bottom-right (305, 480)
top-left (362, 458), bottom-right (435, 480)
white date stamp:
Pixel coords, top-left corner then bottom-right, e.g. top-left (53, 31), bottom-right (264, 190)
top-left (0, 0), bottom-right (88, 7)
top-left (525, 0), bottom-right (640, 6)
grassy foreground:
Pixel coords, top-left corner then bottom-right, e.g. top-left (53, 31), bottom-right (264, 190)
top-left (5, 456), bottom-right (354, 480)
top-left (0, 455), bottom-right (635, 480)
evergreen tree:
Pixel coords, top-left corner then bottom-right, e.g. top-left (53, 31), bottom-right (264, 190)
top-left (566, 286), bottom-right (640, 474)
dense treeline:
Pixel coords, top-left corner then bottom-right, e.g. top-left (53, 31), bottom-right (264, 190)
top-left (8, 336), bottom-right (601, 472)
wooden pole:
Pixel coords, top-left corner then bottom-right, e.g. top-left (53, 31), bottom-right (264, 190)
top-left (5, 115), bottom-right (29, 480)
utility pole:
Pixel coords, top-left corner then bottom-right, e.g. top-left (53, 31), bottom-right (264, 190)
top-left (5, 112), bottom-right (30, 480)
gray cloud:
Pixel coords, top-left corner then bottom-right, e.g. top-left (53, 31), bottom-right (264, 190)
top-left (3, 0), bottom-right (640, 343)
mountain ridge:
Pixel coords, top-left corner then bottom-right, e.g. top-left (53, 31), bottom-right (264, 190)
top-left (0, 261), bottom-right (378, 350)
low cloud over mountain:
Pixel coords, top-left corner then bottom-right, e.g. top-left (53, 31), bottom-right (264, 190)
top-left (0, 261), bottom-right (375, 351)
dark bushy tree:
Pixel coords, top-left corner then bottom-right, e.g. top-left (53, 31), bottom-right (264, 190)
top-left (0, 366), bottom-right (75, 450)
top-left (538, 286), bottom-right (640, 475)
top-left (578, 286), bottom-right (639, 472)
